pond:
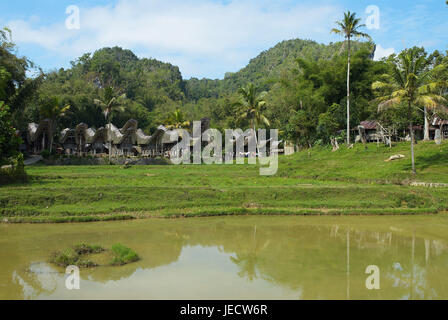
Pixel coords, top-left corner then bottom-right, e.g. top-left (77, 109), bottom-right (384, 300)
top-left (1, 215), bottom-right (448, 300)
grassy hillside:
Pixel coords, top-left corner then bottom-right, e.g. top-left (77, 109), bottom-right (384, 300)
top-left (282, 141), bottom-right (448, 184)
top-left (1, 141), bottom-right (447, 223)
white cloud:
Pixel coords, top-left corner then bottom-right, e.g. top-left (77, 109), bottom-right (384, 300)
top-left (374, 44), bottom-right (395, 61)
top-left (7, 0), bottom-right (342, 78)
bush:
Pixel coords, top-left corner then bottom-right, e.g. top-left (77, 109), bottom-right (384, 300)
top-left (41, 149), bottom-right (51, 159)
top-left (0, 154), bottom-right (27, 185)
top-left (110, 243), bottom-right (140, 266)
top-left (0, 102), bottom-right (21, 165)
top-left (0, 101), bottom-right (26, 185)
top-left (49, 243), bottom-right (139, 268)
top-left (50, 244), bottom-right (104, 268)
top-left (50, 248), bottom-right (80, 267)
top-left (73, 243), bottom-right (104, 255)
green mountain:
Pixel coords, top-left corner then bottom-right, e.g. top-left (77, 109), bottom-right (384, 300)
top-left (184, 39), bottom-right (375, 100)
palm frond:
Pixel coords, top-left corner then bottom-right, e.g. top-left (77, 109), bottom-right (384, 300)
top-left (415, 94), bottom-right (447, 109)
top-left (331, 28), bottom-right (342, 35)
top-left (372, 81), bottom-right (392, 91)
top-left (260, 115), bottom-right (270, 127)
top-left (352, 31), bottom-right (371, 40)
top-left (377, 97), bottom-right (402, 112)
top-left (93, 99), bottom-right (106, 107)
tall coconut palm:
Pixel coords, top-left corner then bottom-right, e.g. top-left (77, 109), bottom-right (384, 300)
top-left (94, 86), bottom-right (126, 160)
top-left (39, 97), bottom-right (70, 154)
top-left (235, 83), bottom-right (270, 154)
top-left (235, 83), bottom-right (270, 139)
top-left (164, 108), bottom-right (190, 130)
top-left (331, 11), bottom-right (371, 145)
top-left (372, 49), bottom-right (447, 174)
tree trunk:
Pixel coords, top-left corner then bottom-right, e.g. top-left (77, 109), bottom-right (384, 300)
top-left (252, 119), bottom-right (259, 156)
top-left (408, 98), bottom-right (416, 174)
top-left (423, 107), bottom-right (430, 141)
top-left (410, 122), bottom-right (416, 174)
top-left (409, 103), bottom-right (416, 174)
top-left (108, 122), bottom-right (112, 162)
top-left (49, 135), bottom-right (53, 154)
top-left (49, 120), bottom-right (56, 154)
top-left (109, 141), bottom-right (112, 161)
top-left (346, 38), bottom-right (351, 146)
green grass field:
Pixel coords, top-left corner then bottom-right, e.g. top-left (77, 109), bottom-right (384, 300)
top-left (1, 141), bottom-right (448, 223)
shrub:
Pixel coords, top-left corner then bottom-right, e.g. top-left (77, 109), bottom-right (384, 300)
top-left (0, 102), bottom-right (21, 165)
top-left (50, 244), bottom-right (104, 268)
top-left (110, 243), bottom-right (140, 266)
top-left (49, 243), bottom-right (139, 268)
top-left (0, 154), bottom-right (27, 185)
top-left (50, 248), bottom-right (79, 267)
top-left (73, 243), bottom-right (104, 255)
top-left (41, 149), bottom-right (51, 159)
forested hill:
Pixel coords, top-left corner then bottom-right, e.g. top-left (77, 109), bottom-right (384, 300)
top-left (23, 38), bottom-right (379, 135)
top-left (184, 39), bottom-right (375, 100)
top-left (33, 46), bottom-right (186, 131)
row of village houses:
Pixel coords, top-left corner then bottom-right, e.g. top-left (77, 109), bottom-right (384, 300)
top-left (356, 116), bottom-right (448, 143)
top-left (18, 115), bottom-right (448, 157)
top-left (20, 118), bottom-right (211, 157)
top-left (19, 118), bottom-right (286, 157)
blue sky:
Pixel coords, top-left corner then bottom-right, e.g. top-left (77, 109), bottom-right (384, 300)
top-left (1, 0), bottom-right (447, 79)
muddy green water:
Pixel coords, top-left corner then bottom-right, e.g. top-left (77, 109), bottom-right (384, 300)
top-left (1, 215), bottom-right (448, 300)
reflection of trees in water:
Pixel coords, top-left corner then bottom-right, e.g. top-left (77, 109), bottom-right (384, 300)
top-left (210, 222), bottom-right (448, 299)
top-left (231, 252), bottom-right (259, 281)
top-left (5, 218), bottom-right (448, 299)
top-left (336, 227), bottom-right (448, 299)
top-left (12, 263), bottom-right (58, 299)
top-left (229, 226), bottom-right (271, 282)
top-left (168, 220), bottom-right (448, 299)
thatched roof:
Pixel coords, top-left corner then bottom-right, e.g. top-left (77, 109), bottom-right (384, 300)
top-left (432, 116), bottom-right (448, 126)
top-left (358, 120), bottom-right (378, 130)
top-left (27, 119), bottom-right (52, 143)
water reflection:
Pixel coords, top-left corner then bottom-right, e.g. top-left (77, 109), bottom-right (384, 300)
top-left (1, 216), bottom-right (448, 299)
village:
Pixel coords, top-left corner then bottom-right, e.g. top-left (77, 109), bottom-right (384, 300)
top-left (19, 114), bottom-right (448, 160)
top-left (1, 1), bottom-right (448, 303)
top-left (21, 117), bottom-right (285, 160)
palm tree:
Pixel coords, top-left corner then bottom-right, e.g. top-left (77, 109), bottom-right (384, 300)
top-left (234, 83), bottom-right (270, 153)
top-left (372, 49), bottom-right (447, 173)
top-left (94, 86), bottom-right (126, 160)
top-left (164, 108), bottom-right (190, 130)
top-left (39, 97), bottom-right (70, 154)
top-left (235, 84), bottom-right (270, 154)
top-left (331, 11), bottom-right (371, 145)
